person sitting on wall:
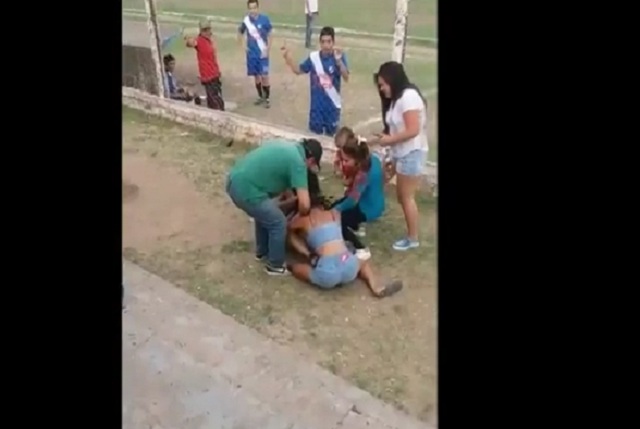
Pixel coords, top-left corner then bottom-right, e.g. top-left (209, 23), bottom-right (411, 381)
top-left (163, 54), bottom-right (202, 105)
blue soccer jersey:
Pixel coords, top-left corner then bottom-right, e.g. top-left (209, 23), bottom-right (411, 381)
top-left (238, 14), bottom-right (272, 76)
top-left (299, 51), bottom-right (349, 136)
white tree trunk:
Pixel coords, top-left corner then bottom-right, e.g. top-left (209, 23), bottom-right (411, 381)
top-left (391, 0), bottom-right (410, 63)
top-left (144, 0), bottom-right (165, 97)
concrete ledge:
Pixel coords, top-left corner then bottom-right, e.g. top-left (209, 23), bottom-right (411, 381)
top-left (123, 260), bottom-right (436, 429)
top-left (122, 87), bottom-right (438, 192)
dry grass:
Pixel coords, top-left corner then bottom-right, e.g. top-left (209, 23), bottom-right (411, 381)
top-left (122, 106), bottom-right (438, 424)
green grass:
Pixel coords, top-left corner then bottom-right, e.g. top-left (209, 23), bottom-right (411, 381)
top-left (123, 0), bottom-right (437, 40)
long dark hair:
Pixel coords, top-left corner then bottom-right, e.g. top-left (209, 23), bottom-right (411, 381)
top-left (375, 61), bottom-right (426, 125)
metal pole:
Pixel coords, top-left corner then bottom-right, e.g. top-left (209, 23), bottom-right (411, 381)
top-left (391, 0), bottom-right (409, 64)
top-left (143, 0), bottom-right (165, 97)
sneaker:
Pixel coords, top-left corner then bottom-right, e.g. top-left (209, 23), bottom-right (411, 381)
top-left (392, 238), bottom-right (420, 251)
top-left (255, 254), bottom-right (267, 262)
top-left (265, 264), bottom-right (289, 276)
top-left (263, 99), bottom-right (270, 109)
top-left (355, 248), bottom-right (372, 261)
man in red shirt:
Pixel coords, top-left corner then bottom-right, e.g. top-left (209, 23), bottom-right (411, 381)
top-left (184, 19), bottom-right (225, 110)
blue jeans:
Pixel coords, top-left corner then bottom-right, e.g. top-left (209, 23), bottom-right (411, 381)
top-left (226, 177), bottom-right (286, 267)
top-left (393, 149), bottom-right (428, 176)
top-left (305, 13), bottom-right (318, 48)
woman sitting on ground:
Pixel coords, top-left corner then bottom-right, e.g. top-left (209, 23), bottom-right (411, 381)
top-left (286, 193), bottom-right (402, 298)
top-left (331, 131), bottom-right (386, 261)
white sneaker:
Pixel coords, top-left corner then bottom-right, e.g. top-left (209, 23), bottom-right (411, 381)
top-left (355, 248), bottom-right (371, 261)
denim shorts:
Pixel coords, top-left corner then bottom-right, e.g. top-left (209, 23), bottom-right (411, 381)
top-left (394, 149), bottom-right (428, 176)
top-left (310, 252), bottom-right (360, 289)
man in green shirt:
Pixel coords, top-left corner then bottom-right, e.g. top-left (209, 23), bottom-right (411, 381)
top-left (226, 138), bottom-right (323, 275)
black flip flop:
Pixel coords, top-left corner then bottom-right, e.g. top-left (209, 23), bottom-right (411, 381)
top-left (376, 280), bottom-right (403, 298)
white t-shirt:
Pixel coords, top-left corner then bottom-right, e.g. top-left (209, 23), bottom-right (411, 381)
top-left (305, 0), bottom-right (319, 14)
top-left (385, 88), bottom-right (429, 158)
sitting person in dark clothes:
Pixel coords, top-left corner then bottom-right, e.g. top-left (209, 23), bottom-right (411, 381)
top-left (163, 54), bottom-right (201, 104)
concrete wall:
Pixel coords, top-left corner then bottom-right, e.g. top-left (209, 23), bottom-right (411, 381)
top-left (122, 45), bottom-right (160, 96)
top-left (122, 87), bottom-right (438, 193)
top-left (121, 21), bottom-right (182, 96)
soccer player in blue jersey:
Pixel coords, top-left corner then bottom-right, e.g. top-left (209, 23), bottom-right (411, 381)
top-left (238, 0), bottom-right (273, 108)
top-left (282, 26), bottom-right (349, 136)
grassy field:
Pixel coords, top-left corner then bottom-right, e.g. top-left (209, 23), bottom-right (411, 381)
top-left (123, 0), bottom-right (437, 40)
top-left (122, 106), bottom-right (438, 424)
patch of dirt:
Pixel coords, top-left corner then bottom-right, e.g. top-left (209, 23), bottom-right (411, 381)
top-left (122, 151), bottom-right (244, 253)
top-left (123, 180), bottom-right (139, 203)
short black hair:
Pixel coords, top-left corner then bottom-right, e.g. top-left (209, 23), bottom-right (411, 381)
top-left (163, 54), bottom-right (175, 66)
top-left (247, 0), bottom-right (259, 6)
top-left (319, 26), bottom-right (335, 41)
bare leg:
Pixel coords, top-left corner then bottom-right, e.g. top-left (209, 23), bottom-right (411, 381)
top-left (396, 174), bottom-right (421, 241)
top-left (357, 260), bottom-right (403, 298)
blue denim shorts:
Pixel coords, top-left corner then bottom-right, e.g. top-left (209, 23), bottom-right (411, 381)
top-left (310, 252), bottom-right (360, 289)
top-left (394, 149), bottom-right (427, 176)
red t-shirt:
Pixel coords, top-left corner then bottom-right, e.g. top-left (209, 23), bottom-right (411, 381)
top-left (195, 35), bottom-right (221, 82)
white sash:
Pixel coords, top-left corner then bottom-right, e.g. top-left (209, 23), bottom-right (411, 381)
top-left (309, 51), bottom-right (341, 109)
top-left (243, 15), bottom-right (267, 56)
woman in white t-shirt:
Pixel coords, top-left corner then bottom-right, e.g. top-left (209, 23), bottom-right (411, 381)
top-left (371, 61), bottom-right (428, 251)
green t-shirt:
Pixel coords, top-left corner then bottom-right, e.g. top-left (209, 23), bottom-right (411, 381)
top-left (229, 139), bottom-right (309, 203)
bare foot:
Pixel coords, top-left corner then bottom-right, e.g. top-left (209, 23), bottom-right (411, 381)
top-left (373, 280), bottom-right (403, 298)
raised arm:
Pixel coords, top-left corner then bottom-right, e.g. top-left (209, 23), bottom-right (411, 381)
top-left (334, 49), bottom-right (350, 82)
top-left (184, 35), bottom-right (197, 48)
top-left (281, 44), bottom-right (310, 75)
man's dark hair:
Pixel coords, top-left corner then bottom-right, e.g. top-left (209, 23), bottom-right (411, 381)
top-left (247, 0), bottom-right (259, 6)
top-left (319, 26), bottom-right (335, 41)
top-left (163, 54), bottom-right (175, 67)
top-left (301, 138), bottom-right (323, 167)
top-left (376, 61), bottom-right (426, 108)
